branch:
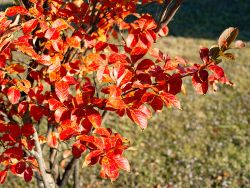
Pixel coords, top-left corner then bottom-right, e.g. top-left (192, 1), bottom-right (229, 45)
top-left (89, 0), bottom-right (98, 26)
top-left (49, 148), bottom-right (59, 180)
top-left (34, 172), bottom-right (45, 188)
top-left (32, 129), bottom-right (53, 188)
top-left (156, 0), bottom-right (185, 31)
top-left (17, 0), bottom-right (25, 7)
top-left (58, 157), bottom-right (78, 188)
top-left (73, 160), bottom-right (80, 188)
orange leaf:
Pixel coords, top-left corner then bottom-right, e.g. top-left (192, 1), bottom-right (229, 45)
top-left (22, 19), bottom-right (38, 34)
top-left (127, 108), bottom-right (149, 129)
top-left (6, 64), bottom-right (26, 74)
top-left (66, 36), bottom-right (81, 48)
top-left (5, 6), bottom-right (29, 17)
top-left (48, 98), bottom-right (62, 111)
top-left (52, 19), bottom-right (69, 30)
top-left (55, 81), bottom-right (69, 102)
top-left (47, 132), bottom-right (59, 148)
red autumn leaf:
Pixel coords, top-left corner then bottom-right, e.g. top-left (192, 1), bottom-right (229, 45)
top-left (93, 127), bottom-right (112, 137)
top-left (59, 120), bottom-right (80, 140)
top-left (14, 45), bottom-right (40, 60)
top-left (0, 171), bottom-right (7, 184)
top-left (5, 6), bottom-right (29, 17)
top-left (23, 167), bottom-right (33, 182)
top-left (17, 101), bottom-right (29, 116)
top-left (54, 107), bottom-right (69, 123)
top-left (167, 74), bottom-right (183, 95)
top-left (59, 128), bottom-right (78, 141)
top-left (48, 98), bottom-right (62, 111)
top-left (55, 81), bottom-right (69, 102)
top-left (0, 55), bottom-right (6, 68)
top-left (15, 161), bottom-right (26, 174)
top-left (21, 123), bottom-right (34, 137)
top-left (4, 147), bottom-right (24, 160)
top-left (199, 69), bottom-right (209, 82)
top-left (113, 155), bottom-right (130, 172)
top-left (108, 53), bottom-right (128, 64)
top-left (95, 41), bottom-right (108, 52)
top-left (62, 76), bottom-right (78, 85)
top-left (109, 44), bottom-right (119, 53)
top-left (127, 105), bottom-right (151, 129)
top-left (45, 28), bottom-right (60, 40)
top-left (29, 104), bottom-right (45, 121)
top-left (131, 47), bottom-right (148, 62)
top-left (72, 142), bottom-right (86, 158)
top-left (83, 150), bottom-right (103, 166)
top-left (200, 47), bottom-right (209, 63)
top-left (149, 96), bottom-right (164, 112)
top-left (209, 65), bottom-right (225, 79)
top-left (79, 135), bottom-right (104, 149)
top-left (136, 59), bottom-right (154, 70)
top-left (160, 92), bottom-right (181, 109)
top-left (126, 34), bottom-right (139, 48)
top-left (86, 109), bottom-right (102, 128)
top-left (100, 157), bottom-right (119, 181)
top-left (116, 68), bottom-right (133, 87)
top-left (7, 86), bottom-right (21, 104)
top-left (138, 105), bottom-right (152, 119)
top-left (97, 65), bottom-right (112, 83)
top-left (22, 19), bottom-right (38, 34)
top-left (192, 71), bottom-right (209, 95)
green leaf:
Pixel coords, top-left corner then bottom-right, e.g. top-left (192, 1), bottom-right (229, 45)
top-left (209, 45), bottom-right (220, 59)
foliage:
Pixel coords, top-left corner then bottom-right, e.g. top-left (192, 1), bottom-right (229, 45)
top-left (0, 0), bottom-right (245, 187)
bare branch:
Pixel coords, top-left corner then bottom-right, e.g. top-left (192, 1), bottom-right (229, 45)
top-left (58, 157), bottom-right (78, 188)
top-left (17, 0), bottom-right (25, 7)
top-left (32, 129), bottom-right (54, 188)
top-left (73, 160), bottom-right (80, 188)
top-left (156, 0), bottom-right (185, 31)
top-left (101, 111), bottom-right (110, 125)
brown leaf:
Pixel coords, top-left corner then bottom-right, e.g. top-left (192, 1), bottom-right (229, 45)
top-left (218, 27), bottom-right (239, 51)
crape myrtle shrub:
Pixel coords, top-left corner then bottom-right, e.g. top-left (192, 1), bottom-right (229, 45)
top-left (0, 0), bottom-right (245, 187)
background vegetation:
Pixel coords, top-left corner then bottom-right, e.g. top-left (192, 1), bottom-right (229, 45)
top-left (1, 0), bottom-right (249, 187)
